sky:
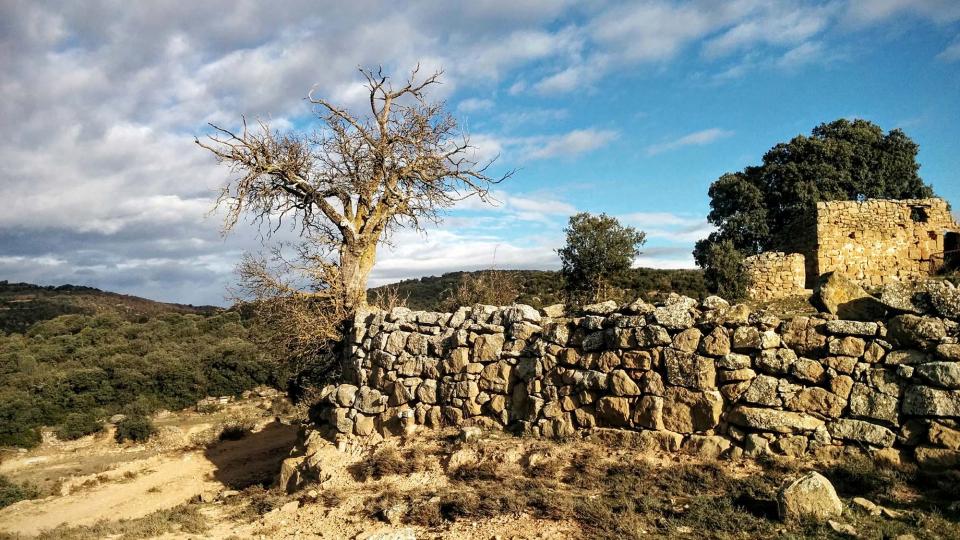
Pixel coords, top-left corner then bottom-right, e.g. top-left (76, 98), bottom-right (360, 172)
top-left (1, 0), bottom-right (959, 306)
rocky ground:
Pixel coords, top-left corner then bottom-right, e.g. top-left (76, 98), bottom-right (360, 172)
top-left (4, 420), bottom-right (958, 539)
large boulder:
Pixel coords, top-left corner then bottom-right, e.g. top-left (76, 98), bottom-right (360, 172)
top-left (929, 281), bottom-right (960, 319)
top-left (777, 472), bottom-right (844, 522)
top-left (887, 315), bottom-right (947, 349)
top-left (814, 272), bottom-right (886, 321)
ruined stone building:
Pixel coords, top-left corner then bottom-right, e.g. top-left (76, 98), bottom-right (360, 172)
top-left (745, 198), bottom-right (960, 300)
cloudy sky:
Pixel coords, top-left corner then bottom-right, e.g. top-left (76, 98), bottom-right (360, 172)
top-left (1, 1), bottom-right (959, 306)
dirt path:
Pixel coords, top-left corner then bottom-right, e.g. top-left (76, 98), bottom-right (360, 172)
top-left (0, 408), bottom-right (297, 537)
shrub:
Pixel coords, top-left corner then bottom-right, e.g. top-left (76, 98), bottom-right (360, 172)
top-left (56, 412), bottom-right (104, 441)
top-left (114, 415), bottom-right (156, 444)
top-left (0, 475), bottom-right (37, 509)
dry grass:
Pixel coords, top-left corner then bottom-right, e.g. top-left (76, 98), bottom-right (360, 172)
top-left (350, 446), bottom-right (431, 481)
top-left (28, 502), bottom-right (207, 540)
top-left (356, 440), bottom-right (960, 540)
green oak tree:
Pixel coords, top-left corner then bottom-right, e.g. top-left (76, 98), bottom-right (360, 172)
top-left (558, 213), bottom-right (646, 304)
top-left (694, 118), bottom-right (934, 296)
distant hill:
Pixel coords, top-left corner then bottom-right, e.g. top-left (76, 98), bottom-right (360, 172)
top-left (0, 281), bottom-right (220, 334)
top-left (368, 268), bottom-right (707, 311)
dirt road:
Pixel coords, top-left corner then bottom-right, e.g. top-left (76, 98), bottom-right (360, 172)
top-left (0, 406), bottom-right (297, 537)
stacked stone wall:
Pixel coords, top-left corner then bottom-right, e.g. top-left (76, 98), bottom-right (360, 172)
top-left (318, 295), bottom-right (960, 464)
top-left (815, 198), bottom-right (959, 288)
top-left (742, 252), bottom-right (807, 301)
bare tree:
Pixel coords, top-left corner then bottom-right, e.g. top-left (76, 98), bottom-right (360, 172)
top-left (197, 66), bottom-right (509, 311)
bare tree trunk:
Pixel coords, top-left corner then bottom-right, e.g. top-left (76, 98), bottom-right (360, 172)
top-left (340, 243), bottom-right (377, 310)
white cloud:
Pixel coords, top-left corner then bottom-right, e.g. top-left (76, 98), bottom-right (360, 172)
top-left (457, 98), bottom-right (495, 113)
top-left (645, 128), bottom-right (734, 156)
top-left (702, 3), bottom-right (834, 59)
top-left (776, 41), bottom-right (826, 69)
top-left (843, 0), bottom-right (960, 26)
top-left (938, 39), bottom-right (960, 62)
top-left (620, 212), bottom-right (715, 243)
top-left (527, 128), bottom-right (618, 159)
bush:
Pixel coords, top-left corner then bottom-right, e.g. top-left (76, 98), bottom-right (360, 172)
top-left (56, 412), bottom-right (104, 441)
top-left (0, 475), bottom-right (37, 509)
top-left (114, 415), bottom-right (156, 444)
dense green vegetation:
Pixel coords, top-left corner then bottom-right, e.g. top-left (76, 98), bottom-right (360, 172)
top-left (0, 474), bottom-right (38, 510)
top-left (0, 309), bottom-right (282, 448)
top-left (694, 119), bottom-right (934, 296)
top-left (558, 213), bottom-right (647, 303)
top-left (369, 268), bottom-right (707, 311)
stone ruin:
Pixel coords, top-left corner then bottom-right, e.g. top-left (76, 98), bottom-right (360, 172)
top-left (282, 288), bottom-right (960, 489)
top-left (743, 198), bottom-right (960, 301)
top-left (743, 252), bottom-right (806, 301)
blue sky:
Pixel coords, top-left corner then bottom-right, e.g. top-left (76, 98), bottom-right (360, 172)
top-left (1, 1), bottom-right (958, 305)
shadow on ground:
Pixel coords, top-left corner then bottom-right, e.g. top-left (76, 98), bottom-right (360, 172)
top-left (203, 421), bottom-right (299, 490)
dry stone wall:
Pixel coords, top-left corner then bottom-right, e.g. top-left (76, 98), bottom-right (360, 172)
top-left (317, 295), bottom-right (960, 464)
top-left (742, 252), bottom-right (807, 301)
top-left (815, 198), bottom-right (959, 288)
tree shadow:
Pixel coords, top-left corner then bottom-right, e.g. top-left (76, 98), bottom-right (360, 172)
top-left (203, 420), bottom-right (299, 490)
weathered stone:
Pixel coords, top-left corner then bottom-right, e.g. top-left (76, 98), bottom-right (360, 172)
top-left (914, 446), bottom-right (960, 469)
top-left (717, 368), bottom-right (756, 383)
top-left (914, 362), bottom-right (960, 389)
top-left (384, 330), bottom-right (409, 354)
top-left (572, 407), bottom-right (596, 429)
top-left (936, 343), bottom-right (960, 361)
top-left (790, 358), bottom-right (825, 384)
top-left (828, 419), bottom-right (896, 447)
top-left (865, 368), bottom-right (903, 397)
top-left (902, 385), bottom-right (960, 417)
top-left (743, 375), bottom-right (781, 406)
top-left (717, 353), bottom-right (752, 370)
top-left (720, 380), bottom-right (752, 401)
top-left (636, 325), bottom-right (672, 347)
top-left (355, 387), bottom-right (386, 414)
top-left (653, 303), bottom-right (695, 330)
top-left (622, 350), bottom-right (654, 370)
top-left (672, 328), bottom-right (702, 353)
top-left (879, 281), bottom-right (926, 314)
top-left (581, 331), bottom-right (606, 352)
top-left (684, 435), bottom-right (731, 459)
top-left (661, 387), bottom-right (723, 434)
top-left (663, 349), bottom-right (716, 390)
top-left (929, 282), bottom-right (960, 319)
top-left (473, 334), bottom-right (505, 362)
top-left (863, 341), bottom-right (886, 363)
top-left (732, 326), bottom-right (761, 350)
top-left (632, 395), bottom-right (664, 430)
top-left (778, 472), bottom-right (843, 522)
top-left (700, 327), bottom-right (731, 356)
top-left (772, 435), bottom-right (808, 458)
top-left (416, 379), bottom-right (438, 404)
top-left (781, 317), bottom-right (828, 356)
top-left (756, 348), bottom-right (798, 375)
top-left (828, 336), bottom-right (866, 357)
top-left (595, 396), bottom-right (631, 426)
top-left (728, 406), bottom-right (825, 433)
top-left (787, 387), bottom-right (845, 418)
top-left (640, 370), bottom-right (665, 396)
top-left (814, 272), bottom-right (886, 321)
top-left (887, 315), bottom-right (946, 349)
top-left (609, 369), bottom-right (641, 396)
top-left (542, 303), bottom-right (565, 318)
top-left (582, 300), bottom-right (619, 315)
top-left (828, 374), bottom-right (854, 399)
top-left (825, 320), bottom-right (879, 336)
top-left (848, 383), bottom-right (898, 423)
top-left (753, 329), bottom-right (778, 349)
top-left (335, 384), bottom-right (359, 407)
top-left (884, 349), bottom-right (929, 365)
top-left (624, 297), bottom-right (656, 314)
top-left (928, 422), bottom-right (960, 450)
top-left (701, 295), bottom-right (730, 310)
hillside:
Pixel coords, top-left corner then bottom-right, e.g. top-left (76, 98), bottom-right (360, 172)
top-left (0, 281), bottom-right (219, 334)
top-left (368, 268), bottom-right (708, 311)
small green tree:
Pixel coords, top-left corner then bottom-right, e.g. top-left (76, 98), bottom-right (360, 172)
top-left (557, 213), bottom-right (646, 304)
top-left (56, 412), bottom-right (104, 441)
top-left (695, 118), bottom-right (935, 295)
top-left (114, 415), bottom-right (156, 444)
